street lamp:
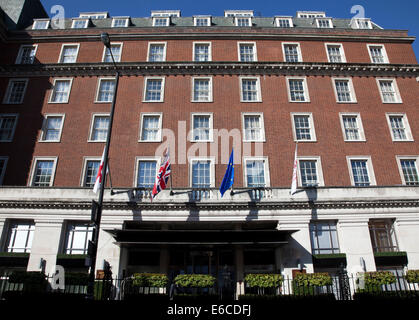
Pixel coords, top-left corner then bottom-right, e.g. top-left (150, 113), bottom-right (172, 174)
top-left (86, 32), bottom-right (120, 299)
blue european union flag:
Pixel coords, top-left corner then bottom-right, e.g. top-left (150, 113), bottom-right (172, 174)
top-left (219, 149), bottom-right (234, 197)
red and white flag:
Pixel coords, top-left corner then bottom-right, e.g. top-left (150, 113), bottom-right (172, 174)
top-left (290, 143), bottom-right (298, 195)
top-left (152, 149), bottom-right (171, 199)
top-left (93, 148), bottom-right (106, 194)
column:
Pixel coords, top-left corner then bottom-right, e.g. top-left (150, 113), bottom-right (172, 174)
top-left (94, 223), bottom-right (123, 278)
top-left (338, 219), bottom-right (376, 274)
top-left (394, 218), bottom-right (419, 269)
top-left (235, 245), bottom-right (244, 299)
top-left (27, 220), bottom-right (63, 274)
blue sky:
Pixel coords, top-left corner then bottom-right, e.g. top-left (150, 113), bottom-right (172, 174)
top-left (41, 0), bottom-right (419, 58)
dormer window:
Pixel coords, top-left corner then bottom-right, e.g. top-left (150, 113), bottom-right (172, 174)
top-left (275, 17), bottom-right (293, 28)
top-left (351, 18), bottom-right (373, 29)
top-left (235, 17), bottom-right (252, 27)
top-left (316, 18), bottom-right (333, 28)
top-left (32, 19), bottom-right (50, 30)
top-left (152, 17), bottom-right (170, 27)
top-left (112, 17), bottom-right (129, 28)
top-left (72, 18), bottom-right (89, 29)
top-left (151, 10), bottom-right (180, 17)
top-left (224, 10), bottom-right (254, 17)
top-left (297, 11), bottom-right (326, 18)
top-left (79, 12), bottom-right (108, 19)
top-left (194, 16), bottom-right (211, 26)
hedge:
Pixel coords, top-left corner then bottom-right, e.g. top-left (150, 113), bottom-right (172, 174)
top-left (293, 273), bottom-right (332, 287)
top-left (65, 272), bottom-right (90, 286)
top-left (244, 274), bottom-right (283, 288)
top-left (174, 274), bottom-right (215, 288)
top-left (406, 270), bottom-right (419, 284)
top-left (364, 271), bottom-right (396, 286)
top-left (132, 273), bottom-right (168, 288)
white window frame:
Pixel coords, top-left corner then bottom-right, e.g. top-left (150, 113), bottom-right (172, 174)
top-left (139, 112), bottom-right (163, 142)
top-left (297, 156), bottom-right (325, 187)
top-left (39, 113), bottom-right (65, 142)
top-left (242, 112), bottom-right (266, 142)
top-left (143, 77), bottom-right (165, 102)
top-left (339, 113), bottom-right (366, 142)
top-left (291, 112), bottom-right (317, 142)
top-left (152, 17), bottom-right (170, 27)
top-left (325, 43), bottom-right (346, 63)
top-left (239, 77), bottom-right (262, 102)
top-left (282, 42), bottom-right (303, 62)
top-left (48, 78), bottom-right (73, 104)
top-left (0, 156), bottom-right (8, 185)
top-left (29, 156), bottom-right (58, 187)
top-left (95, 77), bottom-right (116, 103)
top-left (396, 155), bottom-right (419, 185)
top-left (88, 113), bottom-right (110, 142)
top-left (351, 18), bottom-right (372, 29)
top-left (71, 18), bottom-right (89, 29)
top-left (80, 157), bottom-right (101, 187)
top-left (346, 156), bottom-right (377, 186)
top-left (32, 19), bottom-right (50, 30)
top-left (58, 43), bottom-right (80, 63)
top-left (332, 77), bottom-right (357, 103)
top-left (286, 76), bottom-right (310, 103)
top-left (224, 10), bottom-right (254, 17)
top-left (297, 11), bottom-right (326, 18)
top-left (385, 113), bottom-right (414, 141)
top-left (315, 18), bottom-right (333, 28)
top-left (367, 44), bottom-right (389, 64)
top-left (243, 156), bottom-right (271, 188)
top-left (151, 10), bottom-right (180, 17)
top-left (101, 42), bottom-right (123, 63)
top-left (193, 16), bottom-right (211, 26)
top-left (190, 113), bottom-right (214, 142)
top-left (275, 17), bottom-right (293, 28)
top-left (16, 45), bottom-right (38, 64)
top-left (189, 157), bottom-right (216, 188)
top-left (237, 42), bottom-right (257, 62)
top-left (0, 113), bottom-right (18, 142)
top-left (79, 12), bottom-right (108, 19)
top-left (134, 156), bottom-right (161, 188)
top-left (191, 77), bottom-right (213, 102)
top-left (3, 78), bottom-right (29, 104)
top-left (111, 17), bottom-right (129, 28)
top-left (147, 42), bottom-right (167, 62)
top-left (234, 17), bottom-right (252, 27)
top-left (193, 42), bottom-right (212, 62)
top-left (376, 78), bottom-right (402, 104)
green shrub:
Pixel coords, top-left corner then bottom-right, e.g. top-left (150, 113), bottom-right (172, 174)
top-left (364, 271), bottom-right (396, 286)
top-left (406, 270), bottom-right (419, 284)
top-left (293, 273), bottom-right (332, 287)
top-left (65, 272), bottom-right (89, 286)
top-left (132, 273), bottom-right (168, 288)
top-left (7, 271), bottom-right (48, 293)
top-left (244, 274), bottom-right (283, 288)
top-left (174, 274), bottom-right (215, 288)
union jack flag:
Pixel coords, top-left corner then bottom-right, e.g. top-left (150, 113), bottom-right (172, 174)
top-left (152, 149), bottom-right (171, 199)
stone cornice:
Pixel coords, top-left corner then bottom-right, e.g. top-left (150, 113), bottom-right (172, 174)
top-left (0, 199), bottom-right (418, 211)
top-left (0, 62), bottom-right (418, 78)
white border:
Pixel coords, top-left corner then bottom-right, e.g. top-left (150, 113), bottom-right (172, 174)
top-left (88, 113), bottom-right (110, 142)
top-left (188, 157), bottom-right (216, 188)
top-left (0, 114), bottom-right (19, 142)
top-left (241, 112), bottom-right (266, 142)
top-left (396, 155), bottom-right (419, 185)
top-left (152, 17), bottom-right (170, 27)
top-left (346, 156), bottom-right (377, 186)
top-left (101, 42), bottom-right (123, 63)
top-left (48, 78), bottom-right (73, 104)
top-left (339, 112), bottom-right (366, 142)
top-left (15, 44), bottom-right (38, 64)
top-left (243, 156), bottom-right (270, 187)
top-left (191, 76), bottom-right (213, 102)
top-left (190, 112), bottom-right (214, 142)
top-left (324, 43), bottom-right (346, 63)
top-left (237, 42), bottom-right (257, 62)
top-left (39, 113), bottom-right (65, 143)
top-left (282, 42), bottom-right (303, 62)
top-left (134, 156), bottom-right (161, 188)
top-left (315, 18), bottom-right (333, 28)
top-left (147, 42), bottom-right (167, 62)
top-left (332, 77), bottom-right (357, 103)
top-left (0, 156), bottom-right (8, 185)
top-left (291, 112), bottom-right (317, 142)
top-left (3, 78), bottom-right (29, 104)
top-left (95, 77), bottom-right (116, 103)
top-left (80, 157), bottom-right (101, 187)
top-left (193, 16), bottom-right (211, 26)
top-left (111, 17), bottom-right (129, 28)
top-left (32, 19), bottom-right (50, 30)
top-left (239, 77), bottom-right (262, 102)
top-left (193, 42), bottom-right (212, 61)
top-left (143, 77), bottom-right (165, 102)
top-left (234, 17), bottom-right (252, 27)
top-left (139, 113), bottom-right (163, 142)
top-left (29, 157), bottom-right (58, 187)
top-left (376, 78), bottom-right (402, 103)
top-left (297, 156), bottom-right (325, 187)
top-left (58, 43), bottom-right (80, 63)
top-left (385, 113), bottom-right (414, 141)
top-left (367, 44), bottom-right (389, 64)
top-left (275, 17), bottom-right (293, 28)
top-left (286, 76), bottom-right (310, 102)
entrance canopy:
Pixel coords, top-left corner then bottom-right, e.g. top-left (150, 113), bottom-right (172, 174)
top-left (107, 229), bottom-right (294, 246)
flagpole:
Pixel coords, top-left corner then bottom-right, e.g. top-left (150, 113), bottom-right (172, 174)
top-left (107, 160), bottom-right (114, 195)
top-left (290, 141), bottom-right (298, 196)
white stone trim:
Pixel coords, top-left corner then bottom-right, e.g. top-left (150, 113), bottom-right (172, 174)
top-left (39, 113), bottom-right (65, 143)
top-left (346, 156), bottom-right (377, 187)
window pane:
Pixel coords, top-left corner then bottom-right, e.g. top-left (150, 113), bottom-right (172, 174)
top-left (51, 80), bottom-right (70, 103)
top-left (389, 116), bottom-right (406, 140)
top-left (240, 44), bottom-right (255, 62)
top-left (284, 45), bottom-right (299, 62)
top-left (7, 81), bottom-right (27, 103)
top-left (33, 160), bottom-right (54, 186)
top-left (370, 46), bottom-right (385, 63)
top-left (244, 115), bottom-right (261, 141)
top-left (97, 79), bottom-right (115, 102)
top-left (44, 116), bottom-right (62, 141)
top-left (242, 79), bottom-right (258, 101)
top-left (193, 115), bottom-right (210, 141)
top-left (379, 81), bottom-right (396, 102)
top-left (104, 45), bottom-right (121, 62)
top-left (65, 224), bottom-right (93, 254)
top-left (193, 79), bottom-right (210, 101)
top-left (300, 160), bottom-right (317, 186)
top-left (61, 46), bottom-right (78, 63)
top-left (84, 161), bottom-right (100, 187)
top-left (0, 116), bottom-right (17, 141)
top-left (328, 46), bottom-right (342, 62)
top-left (401, 160), bottom-right (419, 185)
top-left (342, 116), bottom-right (360, 140)
top-left (192, 161), bottom-right (211, 188)
top-left (149, 44), bottom-right (165, 62)
top-left (145, 79), bottom-right (162, 101)
top-left (351, 160), bottom-right (370, 186)
top-left (246, 160), bottom-right (265, 187)
top-left (289, 80), bottom-right (305, 101)
top-left (137, 161), bottom-right (157, 188)
top-left (335, 80), bottom-right (352, 102)
top-left (92, 116), bottom-right (109, 141)
top-left (294, 115), bottom-right (311, 140)
top-left (141, 116), bottom-right (160, 141)
top-left (18, 46), bottom-right (36, 64)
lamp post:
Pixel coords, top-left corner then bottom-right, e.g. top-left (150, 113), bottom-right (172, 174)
top-left (86, 32), bottom-right (120, 299)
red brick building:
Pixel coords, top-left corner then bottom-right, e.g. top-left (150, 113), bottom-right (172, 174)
top-left (0, 2), bottom-right (418, 299)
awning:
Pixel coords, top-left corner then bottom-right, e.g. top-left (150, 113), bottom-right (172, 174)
top-left (106, 229), bottom-right (294, 245)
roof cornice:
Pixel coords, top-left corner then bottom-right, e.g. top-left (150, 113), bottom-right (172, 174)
top-left (0, 62), bottom-right (418, 78)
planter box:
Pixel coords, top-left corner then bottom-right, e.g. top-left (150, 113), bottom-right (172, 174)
top-left (312, 253), bottom-right (347, 268)
top-left (56, 254), bottom-right (88, 269)
top-left (0, 252), bottom-right (29, 267)
top-left (374, 251), bottom-right (408, 267)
